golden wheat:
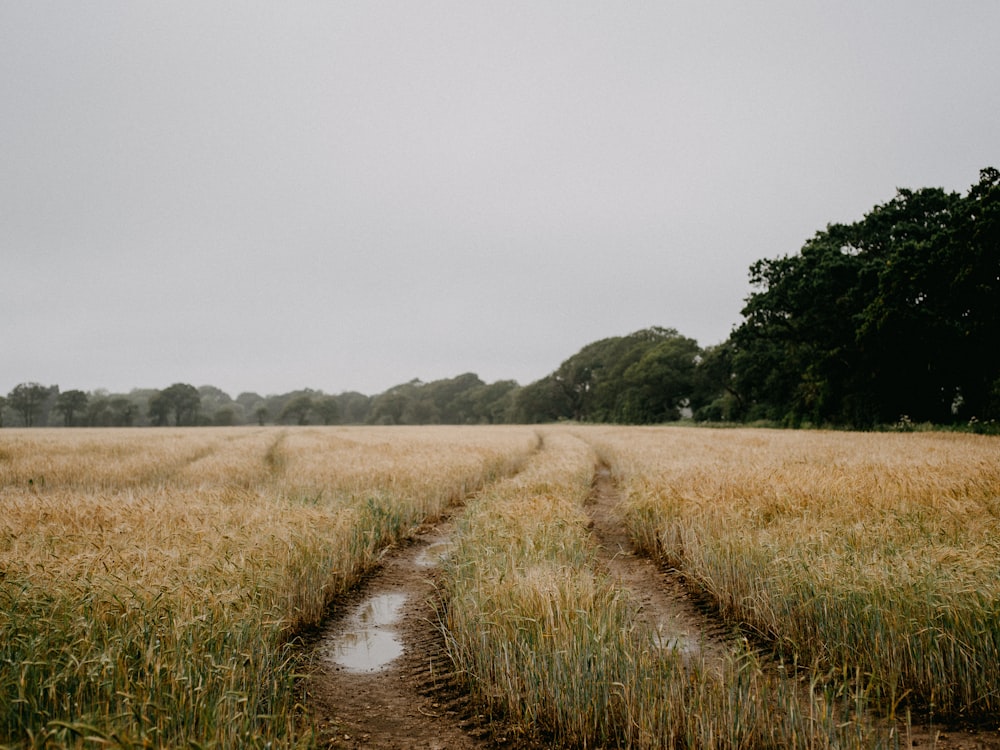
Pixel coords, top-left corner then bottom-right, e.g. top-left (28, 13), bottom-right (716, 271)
top-left (0, 425), bottom-right (537, 747)
top-left (590, 425), bottom-right (1000, 721)
top-left (441, 426), bottom-right (890, 748)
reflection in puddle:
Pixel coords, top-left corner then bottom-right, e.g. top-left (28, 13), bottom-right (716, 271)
top-left (327, 593), bottom-right (407, 672)
top-left (656, 632), bottom-right (699, 656)
top-left (653, 621), bottom-right (703, 661)
top-left (414, 541), bottom-right (451, 568)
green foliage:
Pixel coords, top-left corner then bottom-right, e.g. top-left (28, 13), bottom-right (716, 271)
top-left (85, 394), bottom-right (141, 427)
top-left (147, 383), bottom-right (201, 427)
top-left (520, 327), bottom-right (701, 424)
top-left (6, 383), bottom-right (55, 427)
top-left (366, 374), bottom-right (518, 425)
top-left (336, 391), bottom-right (372, 424)
top-left (54, 389), bottom-right (88, 427)
top-left (312, 396), bottom-right (340, 425)
top-left (198, 385), bottom-right (245, 426)
top-left (731, 167), bottom-right (1000, 428)
top-left (280, 394), bottom-right (314, 425)
top-left (512, 376), bottom-right (572, 423)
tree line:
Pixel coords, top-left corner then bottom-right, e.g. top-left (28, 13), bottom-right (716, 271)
top-left (0, 378), bottom-right (520, 428)
top-left (4, 168), bottom-right (997, 431)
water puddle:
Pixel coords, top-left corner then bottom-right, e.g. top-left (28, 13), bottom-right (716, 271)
top-left (326, 592), bottom-right (407, 672)
top-left (414, 540), bottom-right (451, 568)
top-left (652, 620), bottom-right (730, 672)
top-left (654, 630), bottom-right (701, 657)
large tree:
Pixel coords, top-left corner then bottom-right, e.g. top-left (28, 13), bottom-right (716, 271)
top-left (149, 383), bottom-right (201, 426)
top-left (54, 389), bottom-right (88, 427)
top-left (517, 327), bottom-right (702, 423)
top-left (280, 394), bottom-right (314, 425)
top-left (616, 335), bottom-right (701, 423)
top-left (731, 168), bottom-right (1000, 426)
top-left (7, 382), bottom-right (52, 427)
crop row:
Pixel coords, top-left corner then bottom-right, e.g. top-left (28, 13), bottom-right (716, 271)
top-left (0, 426), bottom-right (536, 747)
top-left (589, 427), bottom-right (1000, 723)
top-left (441, 428), bottom-right (895, 748)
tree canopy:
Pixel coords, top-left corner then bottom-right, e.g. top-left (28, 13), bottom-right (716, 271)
top-left (510, 328), bottom-right (701, 424)
top-left (731, 168), bottom-right (1000, 426)
top-left (6, 383), bottom-right (53, 427)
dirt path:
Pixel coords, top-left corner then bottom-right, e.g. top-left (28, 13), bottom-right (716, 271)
top-left (584, 465), bottom-right (733, 671)
top-left (304, 517), bottom-right (503, 750)
top-left (304, 465), bottom-right (738, 749)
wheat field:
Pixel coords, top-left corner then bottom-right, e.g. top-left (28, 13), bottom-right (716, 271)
top-left (1, 425), bottom-right (998, 748)
top-left (0, 426), bottom-right (536, 747)
top-left (588, 426), bottom-right (1000, 722)
top-left (442, 428), bottom-right (898, 748)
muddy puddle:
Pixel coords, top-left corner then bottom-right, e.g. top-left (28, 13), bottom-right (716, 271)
top-left (414, 540), bottom-right (451, 568)
top-left (325, 592), bottom-right (408, 673)
top-left (653, 628), bottom-right (704, 658)
top-left (307, 518), bottom-right (493, 749)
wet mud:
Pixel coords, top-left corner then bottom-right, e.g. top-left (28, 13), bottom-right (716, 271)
top-left (585, 464), bottom-right (735, 671)
top-left (324, 592), bottom-right (408, 673)
top-left (305, 518), bottom-right (499, 749)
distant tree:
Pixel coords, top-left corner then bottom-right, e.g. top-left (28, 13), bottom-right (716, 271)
top-left (54, 389), bottom-right (88, 426)
top-left (337, 392), bottom-right (372, 424)
top-left (87, 396), bottom-right (112, 426)
top-left (368, 382), bottom-right (421, 425)
top-left (149, 383), bottom-right (201, 426)
top-left (401, 397), bottom-right (438, 425)
top-left (7, 382), bottom-right (51, 427)
top-left (124, 389), bottom-right (157, 427)
top-left (512, 375), bottom-right (572, 423)
top-left (148, 392), bottom-right (171, 426)
top-left (0, 395), bottom-right (6, 427)
top-left (198, 385), bottom-right (243, 425)
top-left (423, 373), bottom-right (484, 423)
top-left (213, 407), bottom-right (236, 426)
top-left (468, 379), bottom-right (520, 423)
top-left (165, 383), bottom-right (201, 426)
top-left (234, 392), bottom-right (268, 425)
top-left (280, 394), bottom-right (313, 425)
top-left (313, 396), bottom-right (340, 425)
top-left (616, 335), bottom-right (700, 423)
top-left (236, 391), bottom-right (265, 411)
top-left (110, 396), bottom-right (138, 426)
top-left (545, 327), bottom-right (699, 422)
top-left (692, 341), bottom-right (743, 420)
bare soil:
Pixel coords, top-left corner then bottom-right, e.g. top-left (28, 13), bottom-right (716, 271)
top-left (303, 516), bottom-right (528, 749)
top-left (584, 465), bottom-right (734, 671)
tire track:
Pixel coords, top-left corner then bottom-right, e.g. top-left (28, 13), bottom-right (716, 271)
top-left (304, 515), bottom-right (506, 749)
top-left (585, 463), bottom-right (734, 671)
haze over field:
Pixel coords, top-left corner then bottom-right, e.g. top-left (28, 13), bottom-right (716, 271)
top-left (3, 3), bottom-right (998, 396)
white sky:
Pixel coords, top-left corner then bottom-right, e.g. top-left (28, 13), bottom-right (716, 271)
top-left (2, 2), bottom-right (998, 397)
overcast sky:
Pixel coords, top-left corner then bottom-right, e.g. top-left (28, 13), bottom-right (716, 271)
top-left (3, 3), bottom-right (998, 398)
